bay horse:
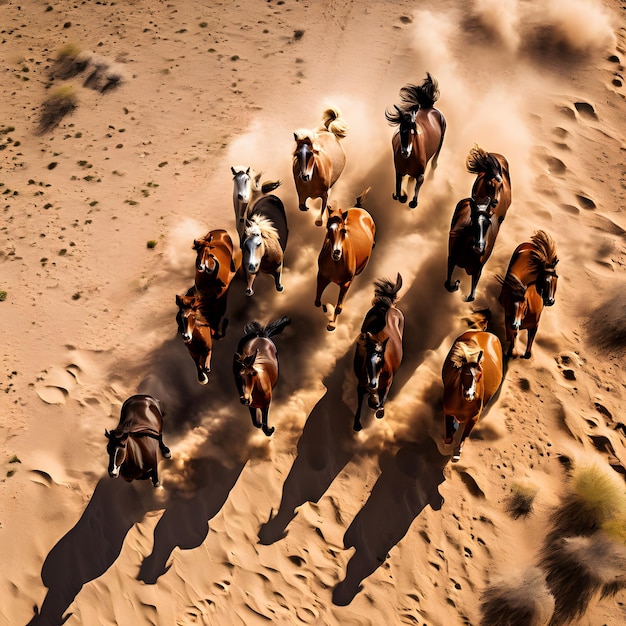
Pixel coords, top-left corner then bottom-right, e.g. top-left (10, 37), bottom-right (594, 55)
top-left (231, 166), bottom-right (281, 231)
top-left (444, 197), bottom-right (501, 302)
top-left (176, 289), bottom-right (215, 384)
top-left (442, 330), bottom-right (503, 461)
top-left (315, 190), bottom-right (376, 331)
top-left (293, 107), bottom-right (348, 226)
top-left (105, 394), bottom-right (171, 487)
top-left (385, 73), bottom-right (446, 209)
top-left (466, 144), bottom-right (512, 224)
top-left (353, 274), bottom-right (404, 431)
top-left (233, 316), bottom-right (290, 436)
top-left (241, 193), bottom-right (288, 296)
top-left (498, 230), bottom-right (559, 359)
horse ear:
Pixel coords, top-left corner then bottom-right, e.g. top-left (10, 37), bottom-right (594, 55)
top-left (192, 239), bottom-right (201, 250)
top-left (381, 337), bottom-right (390, 349)
top-left (246, 167), bottom-right (250, 175)
top-left (477, 350), bottom-right (484, 363)
top-left (342, 210), bottom-right (349, 221)
top-left (234, 352), bottom-right (243, 363)
top-left (254, 171), bottom-right (262, 184)
top-left (553, 259), bottom-right (559, 267)
top-left (231, 166), bottom-right (237, 176)
top-left (105, 429), bottom-right (111, 439)
top-left (293, 132), bottom-right (298, 141)
top-left (175, 294), bottom-right (182, 306)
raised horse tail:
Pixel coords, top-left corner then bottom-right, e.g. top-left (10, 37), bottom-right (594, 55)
top-left (242, 316), bottom-right (291, 340)
top-left (372, 273), bottom-right (403, 308)
top-left (321, 107), bottom-right (348, 139)
top-left (355, 186), bottom-right (372, 208)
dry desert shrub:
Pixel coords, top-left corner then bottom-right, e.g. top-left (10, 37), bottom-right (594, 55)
top-left (37, 85), bottom-right (78, 134)
top-left (480, 567), bottom-right (554, 626)
top-left (49, 43), bottom-right (90, 80)
top-left (506, 481), bottom-right (539, 519)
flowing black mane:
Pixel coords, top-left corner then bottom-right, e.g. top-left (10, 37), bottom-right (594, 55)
top-left (361, 274), bottom-right (402, 334)
top-left (466, 145), bottom-right (501, 178)
top-left (399, 72), bottom-right (440, 109)
top-left (238, 316), bottom-right (290, 351)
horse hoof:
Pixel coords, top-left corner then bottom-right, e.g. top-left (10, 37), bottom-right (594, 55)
top-left (452, 453), bottom-right (461, 463)
top-left (522, 352), bottom-right (532, 359)
top-left (299, 205), bottom-right (309, 212)
top-left (276, 285), bottom-right (284, 292)
top-left (152, 481), bottom-right (161, 488)
top-left (353, 422), bottom-right (362, 432)
top-left (198, 375), bottom-right (209, 385)
top-left (465, 295), bottom-right (475, 302)
top-left (444, 280), bottom-right (460, 293)
top-left (245, 289), bottom-right (254, 296)
top-left (326, 324), bottom-right (336, 332)
top-left (375, 408), bottom-right (385, 419)
top-left (399, 195), bottom-right (408, 204)
top-left (263, 426), bottom-right (275, 436)
top-left (162, 448), bottom-right (172, 459)
top-left (315, 219), bottom-right (323, 227)
top-left (409, 199), bottom-right (418, 209)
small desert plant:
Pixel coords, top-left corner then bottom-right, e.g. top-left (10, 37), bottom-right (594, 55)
top-left (50, 43), bottom-right (90, 80)
top-left (37, 85), bottom-right (78, 134)
top-left (146, 240), bottom-right (157, 249)
top-left (507, 482), bottom-right (539, 519)
top-left (480, 568), bottom-right (554, 626)
top-left (0, 290), bottom-right (7, 302)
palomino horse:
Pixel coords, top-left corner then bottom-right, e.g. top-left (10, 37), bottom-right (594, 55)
top-left (233, 316), bottom-right (290, 436)
top-left (105, 394), bottom-right (171, 487)
top-left (241, 194), bottom-right (289, 297)
top-left (444, 197), bottom-right (501, 302)
top-left (442, 330), bottom-right (503, 461)
top-left (315, 191), bottom-right (376, 331)
top-left (231, 166), bottom-right (281, 231)
top-left (293, 107), bottom-right (348, 226)
top-left (176, 289), bottom-right (215, 384)
top-left (353, 274), bottom-right (404, 431)
top-left (466, 144), bottom-right (512, 224)
top-left (498, 230), bottom-right (559, 359)
top-left (385, 73), bottom-right (446, 209)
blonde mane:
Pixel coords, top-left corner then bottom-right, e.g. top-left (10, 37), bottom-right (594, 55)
top-left (450, 338), bottom-right (483, 369)
top-left (245, 214), bottom-right (279, 241)
top-left (529, 230), bottom-right (558, 268)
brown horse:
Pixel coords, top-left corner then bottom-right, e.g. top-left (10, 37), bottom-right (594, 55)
top-left (176, 289), bottom-right (215, 384)
top-left (241, 195), bottom-right (289, 297)
top-left (231, 166), bottom-right (281, 232)
top-left (233, 316), bottom-right (290, 436)
top-left (353, 274), bottom-right (404, 431)
top-left (385, 73), bottom-right (446, 209)
top-left (442, 330), bottom-right (503, 461)
top-left (467, 144), bottom-right (512, 224)
top-left (105, 394), bottom-right (171, 487)
top-left (315, 191), bottom-right (376, 331)
top-left (293, 107), bottom-right (348, 226)
top-left (444, 196), bottom-right (501, 302)
top-left (498, 230), bottom-right (559, 359)
top-left (193, 229), bottom-right (241, 300)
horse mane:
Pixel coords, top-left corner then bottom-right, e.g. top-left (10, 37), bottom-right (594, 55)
top-left (293, 129), bottom-right (315, 143)
top-left (372, 274), bottom-right (402, 309)
top-left (466, 144), bottom-right (501, 177)
top-left (321, 107), bottom-right (348, 138)
top-left (399, 72), bottom-right (440, 109)
top-left (384, 106), bottom-right (405, 127)
top-left (449, 338), bottom-right (483, 369)
top-left (238, 316), bottom-right (290, 352)
top-left (245, 214), bottom-right (279, 241)
top-left (529, 230), bottom-right (558, 270)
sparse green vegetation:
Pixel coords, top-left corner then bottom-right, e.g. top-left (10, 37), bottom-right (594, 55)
top-left (146, 240), bottom-right (157, 249)
top-left (8, 455), bottom-right (20, 464)
top-left (507, 482), bottom-right (539, 519)
top-left (37, 85), bottom-right (78, 134)
top-left (125, 199), bottom-right (138, 206)
top-left (0, 291), bottom-right (7, 302)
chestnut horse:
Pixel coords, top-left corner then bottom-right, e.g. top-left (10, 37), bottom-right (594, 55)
top-left (467, 144), bottom-right (512, 224)
top-left (241, 195), bottom-right (289, 297)
top-left (233, 316), bottom-right (290, 436)
top-left (176, 289), bottom-right (215, 384)
top-left (498, 230), bottom-right (559, 359)
top-left (385, 73), bottom-right (446, 209)
top-left (315, 191), bottom-right (376, 331)
top-left (293, 107), bottom-right (348, 226)
top-left (105, 394), bottom-right (171, 487)
top-left (442, 330), bottom-right (503, 461)
top-left (353, 274), bottom-right (404, 431)
top-left (231, 166), bottom-right (281, 232)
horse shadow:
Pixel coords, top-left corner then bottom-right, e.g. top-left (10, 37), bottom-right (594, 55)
top-left (332, 435), bottom-right (449, 606)
top-left (258, 351), bottom-right (356, 544)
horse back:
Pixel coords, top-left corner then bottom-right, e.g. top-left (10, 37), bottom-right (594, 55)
top-left (470, 331), bottom-right (503, 402)
top-left (122, 436), bottom-right (159, 482)
top-left (119, 394), bottom-right (163, 435)
top-left (346, 208), bottom-right (376, 255)
top-left (244, 336), bottom-right (279, 384)
top-left (416, 107), bottom-right (445, 159)
top-left (316, 131), bottom-right (346, 186)
top-left (506, 245), bottom-right (537, 283)
top-left (249, 195), bottom-right (289, 252)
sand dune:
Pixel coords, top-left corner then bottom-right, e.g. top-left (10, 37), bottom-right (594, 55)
top-left (1, 1), bottom-right (625, 625)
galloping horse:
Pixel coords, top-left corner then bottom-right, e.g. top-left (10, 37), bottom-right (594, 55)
top-left (442, 330), bottom-right (503, 461)
top-left (444, 197), bottom-right (501, 302)
top-left (315, 190), bottom-right (376, 331)
top-left (241, 194), bottom-right (289, 296)
top-left (233, 316), bottom-right (290, 436)
top-left (293, 107), bottom-right (348, 226)
top-left (466, 144), bottom-right (512, 224)
top-left (231, 166), bottom-right (281, 231)
top-left (176, 289), bottom-right (215, 384)
top-left (498, 230), bottom-right (559, 359)
top-left (385, 73), bottom-right (446, 209)
top-left (105, 394), bottom-right (171, 487)
top-left (353, 274), bottom-right (404, 431)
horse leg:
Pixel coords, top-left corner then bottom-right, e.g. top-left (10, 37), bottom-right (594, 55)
top-left (314, 275), bottom-right (330, 308)
top-left (273, 263), bottom-right (284, 293)
top-left (159, 436), bottom-right (172, 460)
top-left (467, 267), bottom-right (482, 302)
top-left (393, 172), bottom-right (407, 203)
top-left (444, 414), bottom-right (458, 445)
top-left (444, 256), bottom-right (460, 292)
top-left (454, 417), bottom-right (478, 462)
top-left (409, 174), bottom-right (424, 209)
top-left (249, 407), bottom-right (261, 429)
top-left (354, 385), bottom-right (366, 432)
top-left (327, 283), bottom-right (349, 331)
top-left (374, 381), bottom-right (391, 419)
top-left (523, 326), bottom-right (538, 359)
top-left (261, 407), bottom-right (275, 437)
top-left (505, 321), bottom-right (517, 359)
top-left (196, 356), bottom-right (209, 385)
top-left (151, 464), bottom-right (161, 488)
top-left (316, 194), bottom-right (328, 227)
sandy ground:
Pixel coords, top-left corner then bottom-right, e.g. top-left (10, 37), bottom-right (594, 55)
top-left (1, 0), bottom-right (625, 624)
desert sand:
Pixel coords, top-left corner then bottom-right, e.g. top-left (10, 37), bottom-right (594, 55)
top-left (1, 0), bottom-right (625, 625)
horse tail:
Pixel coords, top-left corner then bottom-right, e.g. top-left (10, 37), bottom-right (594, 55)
top-left (322, 107), bottom-right (348, 138)
top-left (265, 315), bottom-right (291, 338)
top-left (355, 187), bottom-right (372, 208)
top-left (372, 273), bottom-right (403, 308)
top-left (261, 180), bottom-right (281, 194)
top-left (242, 316), bottom-right (290, 340)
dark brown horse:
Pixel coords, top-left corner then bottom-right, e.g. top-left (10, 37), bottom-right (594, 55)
top-left (105, 394), bottom-right (171, 487)
top-left (293, 107), bottom-right (348, 226)
top-left (353, 274), bottom-right (404, 431)
top-left (315, 191), bottom-right (376, 331)
top-left (498, 230), bottom-right (559, 359)
top-left (233, 316), bottom-right (290, 436)
top-left (176, 289), bottom-right (215, 384)
top-left (442, 330), bottom-right (503, 461)
top-left (385, 73), bottom-right (446, 209)
top-left (466, 144), bottom-right (512, 224)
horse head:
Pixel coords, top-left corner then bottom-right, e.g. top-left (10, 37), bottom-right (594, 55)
top-left (105, 429), bottom-right (128, 478)
top-left (193, 237), bottom-right (221, 275)
top-left (538, 261), bottom-right (558, 307)
top-left (293, 134), bottom-right (316, 182)
top-left (232, 166), bottom-right (262, 222)
top-left (242, 222), bottom-right (263, 275)
top-left (175, 293), bottom-right (198, 343)
top-left (469, 147), bottom-right (503, 210)
top-left (459, 352), bottom-right (483, 401)
top-left (359, 332), bottom-right (389, 391)
top-left (326, 209), bottom-right (348, 261)
top-left (234, 349), bottom-right (259, 405)
top-left (396, 106), bottom-right (417, 159)
top-left (470, 199), bottom-right (494, 255)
